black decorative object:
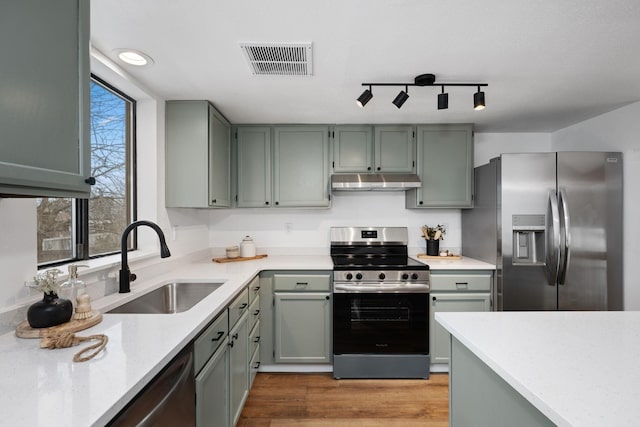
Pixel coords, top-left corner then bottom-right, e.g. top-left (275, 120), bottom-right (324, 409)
top-left (426, 239), bottom-right (440, 256)
top-left (27, 292), bottom-right (73, 328)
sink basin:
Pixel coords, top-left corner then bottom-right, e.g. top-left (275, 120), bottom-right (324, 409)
top-left (107, 282), bottom-right (224, 314)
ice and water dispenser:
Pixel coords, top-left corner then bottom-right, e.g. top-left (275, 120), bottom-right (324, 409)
top-left (512, 214), bottom-right (545, 265)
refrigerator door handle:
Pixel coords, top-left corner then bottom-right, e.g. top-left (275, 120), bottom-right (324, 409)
top-left (545, 191), bottom-right (561, 286)
top-left (558, 188), bottom-right (571, 285)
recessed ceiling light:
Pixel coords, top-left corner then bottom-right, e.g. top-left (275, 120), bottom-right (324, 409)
top-left (114, 49), bottom-right (154, 66)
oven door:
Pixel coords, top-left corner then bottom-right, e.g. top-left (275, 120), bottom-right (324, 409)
top-left (333, 291), bottom-right (429, 355)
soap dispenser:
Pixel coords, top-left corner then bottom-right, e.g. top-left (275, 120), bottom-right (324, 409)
top-left (61, 264), bottom-right (94, 320)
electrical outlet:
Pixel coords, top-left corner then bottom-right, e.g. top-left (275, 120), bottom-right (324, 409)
top-left (285, 222), bottom-right (293, 233)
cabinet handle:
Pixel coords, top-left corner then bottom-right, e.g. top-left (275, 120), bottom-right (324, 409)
top-left (275, 201), bottom-right (279, 205)
top-left (84, 177), bottom-right (96, 185)
top-left (253, 286), bottom-right (261, 292)
top-left (211, 331), bottom-right (224, 342)
top-left (456, 282), bottom-right (469, 287)
top-left (265, 201), bottom-right (270, 205)
top-left (367, 166), bottom-right (372, 171)
top-left (211, 199), bottom-right (216, 204)
top-left (239, 303), bottom-right (248, 310)
top-left (296, 282), bottom-right (309, 286)
top-left (232, 333), bottom-right (238, 340)
top-left (254, 336), bottom-right (260, 343)
top-left (253, 309), bottom-right (260, 316)
top-left (253, 361), bottom-right (261, 369)
top-left (229, 340), bottom-right (234, 348)
top-left (377, 167), bottom-right (381, 171)
top-left (432, 296), bottom-right (437, 301)
top-left (325, 295), bottom-right (330, 300)
top-left (419, 201), bottom-right (424, 205)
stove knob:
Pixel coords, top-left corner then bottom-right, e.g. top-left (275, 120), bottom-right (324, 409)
top-left (355, 273), bottom-right (363, 280)
top-left (379, 273), bottom-right (386, 280)
top-left (411, 273), bottom-right (419, 280)
top-left (346, 273), bottom-right (353, 280)
top-left (402, 273), bottom-right (409, 280)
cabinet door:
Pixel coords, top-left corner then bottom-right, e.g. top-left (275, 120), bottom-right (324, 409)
top-left (409, 124), bottom-right (473, 208)
top-left (0, 0), bottom-right (91, 198)
top-left (430, 292), bottom-right (490, 364)
top-left (208, 107), bottom-right (231, 207)
top-left (229, 312), bottom-right (249, 425)
top-left (374, 125), bottom-right (415, 173)
top-left (236, 127), bottom-right (272, 207)
top-left (273, 126), bottom-right (330, 207)
top-left (196, 337), bottom-right (230, 427)
top-left (274, 292), bottom-right (331, 363)
top-left (332, 125), bottom-right (373, 173)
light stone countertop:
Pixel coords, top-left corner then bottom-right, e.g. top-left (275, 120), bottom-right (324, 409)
top-left (411, 254), bottom-right (496, 270)
top-left (436, 311), bottom-right (640, 427)
top-left (0, 252), bottom-right (493, 426)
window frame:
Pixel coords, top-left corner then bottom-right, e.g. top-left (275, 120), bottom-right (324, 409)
top-left (37, 74), bottom-right (137, 268)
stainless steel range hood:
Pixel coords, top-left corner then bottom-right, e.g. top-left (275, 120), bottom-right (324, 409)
top-left (331, 173), bottom-right (421, 191)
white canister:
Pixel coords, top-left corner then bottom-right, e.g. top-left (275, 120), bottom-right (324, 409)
top-left (240, 236), bottom-right (256, 258)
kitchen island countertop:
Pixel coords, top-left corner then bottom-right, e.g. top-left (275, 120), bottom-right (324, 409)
top-left (436, 311), bottom-right (640, 427)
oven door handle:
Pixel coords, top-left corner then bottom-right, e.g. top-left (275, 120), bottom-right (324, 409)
top-left (333, 283), bottom-right (430, 293)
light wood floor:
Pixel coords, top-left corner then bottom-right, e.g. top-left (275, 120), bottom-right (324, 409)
top-left (238, 373), bottom-right (449, 426)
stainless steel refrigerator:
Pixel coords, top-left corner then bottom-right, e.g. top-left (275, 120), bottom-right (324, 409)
top-left (462, 152), bottom-right (623, 311)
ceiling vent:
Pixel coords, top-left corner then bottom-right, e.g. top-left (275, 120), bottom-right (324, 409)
top-left (240, 42), bottom-right (312, 76)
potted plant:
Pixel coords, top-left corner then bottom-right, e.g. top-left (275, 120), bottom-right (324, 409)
top-left (421, 224), bottom-right (446, 256)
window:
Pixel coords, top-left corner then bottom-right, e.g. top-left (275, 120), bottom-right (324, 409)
top-left (36, 76), bottom-right (136, 265)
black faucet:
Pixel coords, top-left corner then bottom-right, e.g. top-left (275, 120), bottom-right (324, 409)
top-left (119, 220), bottom-right (171, 293)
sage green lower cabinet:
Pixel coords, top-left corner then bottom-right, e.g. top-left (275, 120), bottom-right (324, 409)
top-left (274, 292), bottom-right (331, 363)
top-left (407, 124), bottom-right (473, 208)
top-left (196, 337), bottom-right (230, 427)
top-left (430, 271), bottom-right (492, 367)
top-left (229, 310), bottom-right (249, 425)
top-left (450, 337), bottom-right (554, 427)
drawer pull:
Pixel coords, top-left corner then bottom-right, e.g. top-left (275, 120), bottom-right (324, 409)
top-left (211, 331), bottom-right (224, 342)
top-left (229, 340), bottom-right (234, 348)
top-left (239, 303), bottom-right (248, 310)
top-left (253, 361), bottom-right (261, 369)
top-left (254, 336), bottom-right (260, 343)
top-left (232, 333), bottom-right (238, 340)
top-left (253, 309), bottom-right (260, 316)
top-left (296, 282), bottom-right (309, 286)
top-left (253, 286), bottom-right (261, 292)
top-left (455, 282), bottom-right (469, 288)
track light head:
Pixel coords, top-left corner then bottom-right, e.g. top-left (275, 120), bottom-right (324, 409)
top-left (438, 86), bottom-right (448, 110)
top-left (356, 88), bottom-right (373, 108)
top-left (474, 87), bottom-right (486, 110)
top-left (392, 87), bottom-right (409, 108)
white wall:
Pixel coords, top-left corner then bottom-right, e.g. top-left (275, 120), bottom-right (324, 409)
top-left (552, 101), bottom-right (640, 310)
top-left (474, 132), bottom-right (552, 167)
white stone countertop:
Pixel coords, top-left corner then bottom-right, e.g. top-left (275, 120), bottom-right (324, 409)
top-left (436, 311), bottom-right (640, 427)
top-left (0, 254), bottom-right (332, 427)
top-left (412, 254), bottom-right (496, 270)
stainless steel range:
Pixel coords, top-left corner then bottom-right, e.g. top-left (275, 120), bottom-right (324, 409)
top-left (330, 226), bottom-right (430, 379)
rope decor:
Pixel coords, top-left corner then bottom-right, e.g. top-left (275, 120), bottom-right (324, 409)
top-left (40, 332), bottom-right (109, 362)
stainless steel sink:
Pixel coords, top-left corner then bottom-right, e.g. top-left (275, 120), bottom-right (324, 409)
top-left (107, 282), bottom-right (224, 314)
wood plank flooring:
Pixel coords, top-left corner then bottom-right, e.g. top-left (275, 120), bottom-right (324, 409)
top-left (238, 373), bottom-right (449, 426)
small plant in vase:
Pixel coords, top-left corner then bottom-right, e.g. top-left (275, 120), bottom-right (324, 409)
top-left (421, 224), bottom-right (446, 256)
top-left (27, 269), bottom-right (73, 328)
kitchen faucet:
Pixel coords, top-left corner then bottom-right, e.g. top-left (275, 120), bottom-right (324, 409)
top-left (119, 220), bottom-right (171, 293)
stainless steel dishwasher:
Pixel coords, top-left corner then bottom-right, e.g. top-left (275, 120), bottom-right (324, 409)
top-left (108, 345), bottom-right (195, 426)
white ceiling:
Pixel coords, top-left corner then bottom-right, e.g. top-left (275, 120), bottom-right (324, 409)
top-left (90, 0), bottom-right (640, 132)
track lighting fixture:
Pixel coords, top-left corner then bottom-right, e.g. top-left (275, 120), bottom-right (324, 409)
top-left (356, 73), bottom-right (488, 111)
top-left (437, 86), bottom-right (448, 110)
top-left (356, 86), bottom-right (373, 108)
top-left (392, 86), bottom-right (409, 108)
top-left (474, 86), bottom-right (486, 110)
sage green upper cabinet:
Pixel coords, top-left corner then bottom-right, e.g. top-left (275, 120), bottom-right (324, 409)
top-left (0, 0), bottom-right (91, 198)
top-left (236, 127), bottom-right (272, 207)
top-left (407, 124), bottom-right (473, 208)
top-left (272, 126), bottom-right (330, 207)
top-left (332, 125), bottom-right (374, 173)
top-left (332, 125), bottom-right (415, 173)
top-left (374, 125), bottom-right (415, 173)
top-left (165, 101), bottom-right (231, 208)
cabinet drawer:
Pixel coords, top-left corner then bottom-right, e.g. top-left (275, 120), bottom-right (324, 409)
top-left (249, 343), bottom-right (260, 388)
top-left (194, 310), bottom-right (228, 375)
top-left (249, 319), bottom-right (261, 357)
top-left (248, 276), bottom-right (261, 304)
top-left (430, 273), bottom-right (492, 292)
top-left (228, 288), bottom-right (249, 328)
top-left (249, 296), bottom-right (260, 332)
top-left (273, 274), bottom-right (331, 291)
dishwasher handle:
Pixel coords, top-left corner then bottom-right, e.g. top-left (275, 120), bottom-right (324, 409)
top-left (137, 350), bottom-right (194, 427)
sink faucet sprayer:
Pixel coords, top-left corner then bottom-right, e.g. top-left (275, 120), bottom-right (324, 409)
top-left (119, 220), bottom-right (171, 293)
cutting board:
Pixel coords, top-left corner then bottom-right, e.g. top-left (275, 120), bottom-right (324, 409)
top-left (15, 312), bottom-right (103, 339)
top-left (417, 254), bottom-right (462, 260)
top-left (213, 254), bottom-right (268, 263)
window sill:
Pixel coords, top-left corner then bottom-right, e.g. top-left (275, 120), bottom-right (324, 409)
top-left (38, 250), bottom-right (158, 281)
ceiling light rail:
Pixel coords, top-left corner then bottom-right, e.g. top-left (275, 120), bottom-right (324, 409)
top-left (356, 73), bottom-right (487, 110)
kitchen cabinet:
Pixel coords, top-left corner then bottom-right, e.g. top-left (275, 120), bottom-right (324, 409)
top-left (247, 276), bottom-right (261, 388)
top-left (273, 273), bottom-right (332, 363)
top-left (235, 125), bottom-right (330, 208)
top-left (0, 0), bottom-right (92, 198)
top-left (166, 100), bottom-right (231, 208)
top-left (429, 271), bottom-right (492, 366)
top-left (407, 124), bottom-right (474, 208)
top-left (332, 125), bottom-right (415, 173)
top-left (229, 310), bottom-right (249, 425)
